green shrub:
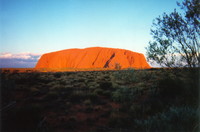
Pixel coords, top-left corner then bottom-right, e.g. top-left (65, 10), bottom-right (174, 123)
top-left (112, 87), bottom-right (135, 103)
top-left (83, 99), bottom-right (92, 106)
top-left (158, 77), bottom-right (183, 97)
top-left (112, 69), bottom-right (136, 83)
top-left (108, 111), bottom-right (131, 128)
top-left (112, 69), bottom-right (158, 85)
top-left (134, 106), bottom-right (199, 132)
top-left (99, 82), bottom-right (112, 90)
top-left (45, 91), bottom-right (59, 100)
top-left (1, 78), bottom-right (16, 105)
top-left (69, 90), bottom-right (87, 103)
top-left (30, 87), bottom-right (40, 95)
top-left (102, 90), bottom-right (111, 97)
top-left (53, 72), bottom-right (62, 78)
top-left (88, 92), bottom-right (98, 101)
top-left (93, 88), bottom-right (103, 95)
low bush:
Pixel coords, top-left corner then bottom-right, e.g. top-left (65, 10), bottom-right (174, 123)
top-left (134, 106), bottom-right (199, 132)
top-left (112, 69), bottom-right (136, 83)
top-left (108, 111), bottom-right (131, 129)
top-left (112, 87), bottom-right (135, 103)
top-left (158, 77), bottom-right (183, 98)
top-left (30, 87), bottom-right (40, 95)
top-left (102, 90), bottom-right (111, 97)
top-left (45, 91), bottom-right (59, 100)
top-left (53, 72), bottom-right (62, 78)
top-left (83, 99), bottom-right (92, 106)
top-left (93, 88), bottom-right (104, 95)
top-left (99, 82), bottom-right (112, 90)
top-left (69, 91), bottom-right (87, 103)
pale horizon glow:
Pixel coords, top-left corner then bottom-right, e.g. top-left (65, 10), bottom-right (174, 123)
top-left (0, 0), bottom-right (184, 68)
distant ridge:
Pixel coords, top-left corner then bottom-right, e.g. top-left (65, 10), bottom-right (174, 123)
top-left (35, 47), bottom-right (151, 69)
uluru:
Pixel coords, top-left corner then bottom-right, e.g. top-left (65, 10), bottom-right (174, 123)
top-left (35, 47), bottom-right (151, 69)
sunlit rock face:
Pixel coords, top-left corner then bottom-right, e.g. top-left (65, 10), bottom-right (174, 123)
top-left (35, 47), bottom-right (151, 69)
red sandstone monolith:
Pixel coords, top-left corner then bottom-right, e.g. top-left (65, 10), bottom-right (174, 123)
top-left (35, 47), bottom-right (151, 69)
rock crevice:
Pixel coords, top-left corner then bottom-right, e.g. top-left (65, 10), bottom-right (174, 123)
top-left (103, 53), bottom-right (115, 68)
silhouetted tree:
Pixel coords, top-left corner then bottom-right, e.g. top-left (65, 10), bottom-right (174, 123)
top-left (146, 0), bottom-right (199, 67)
top-left (115, 63), bottom-right (121, 70)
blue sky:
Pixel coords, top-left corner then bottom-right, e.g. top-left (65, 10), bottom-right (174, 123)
top-left (0, 0), bottom-right (183, 68)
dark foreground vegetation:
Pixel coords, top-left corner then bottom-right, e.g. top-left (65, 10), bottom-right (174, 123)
top-left (1, 68), bottom-right (199, 132)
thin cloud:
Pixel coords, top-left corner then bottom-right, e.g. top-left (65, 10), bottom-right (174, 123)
top-left (0, 52), bottom-right (42, 68)
top-left (0, 52), bottom-right (41, 60)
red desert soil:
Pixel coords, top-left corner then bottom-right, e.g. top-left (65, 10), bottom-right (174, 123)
top-left (35, 47), bottom-right (151, 69)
